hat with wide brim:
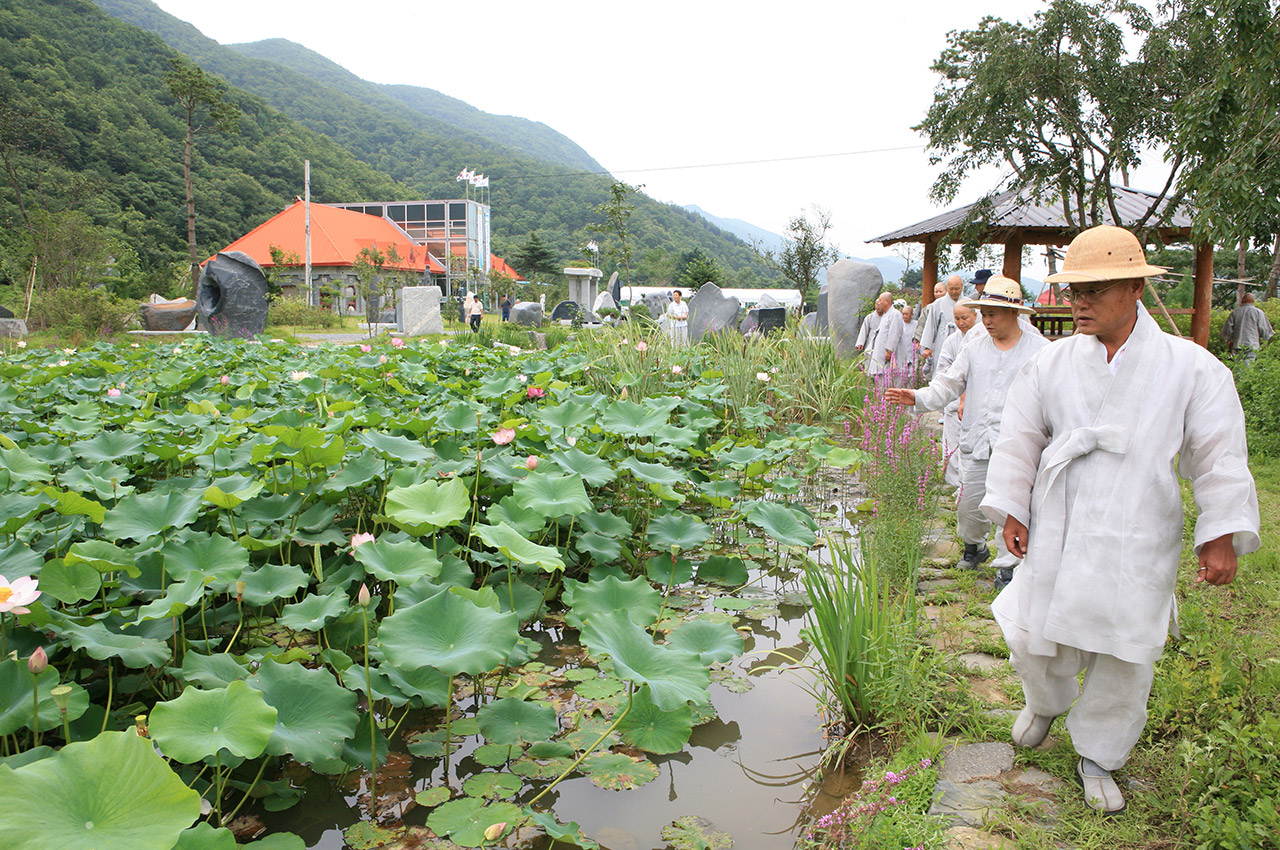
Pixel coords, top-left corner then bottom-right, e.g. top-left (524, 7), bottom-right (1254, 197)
top-left (971, 269), bottom-right (994, 286)
top-left (1045, 225), bottom-right (1167, 284)
top-left (971, 276), bottom-right (1036, 314)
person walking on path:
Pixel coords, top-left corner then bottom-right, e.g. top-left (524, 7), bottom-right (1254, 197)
top-left (467, 292), bottom-right (483, 332)
top-left (868, 293), bottom-right (905, 377)
top-left (935, 299), bottom-right (978, 488)
top-left (1220, 292), bottom-right (1272, 363)
top-left (917, 275), bottom-right (965, 376)
top-left (897, 304), bottom-right (918, 370)
top-left (885, 277), bottom-right (1048, 581)
top-left (855, 292), bottom-right (887, 353)
top-left (666, 289), bottom-right (689, 346)
top-left (979, 225), bottom-right (1260, 815)
top-left (500, 294), bottom-right (512, 322)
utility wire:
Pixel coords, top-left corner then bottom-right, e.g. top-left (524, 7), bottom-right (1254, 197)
top-left (498, 144), bottom-right (927, 181)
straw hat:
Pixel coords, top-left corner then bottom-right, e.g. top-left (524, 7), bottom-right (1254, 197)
top-left (972, 276), bottom-right (1035, 314)
top-left (1045, 225), bottom-right (1167, 284)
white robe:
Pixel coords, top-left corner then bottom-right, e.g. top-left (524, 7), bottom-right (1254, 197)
top-left (936, 327), bottom-right (969, 487)
top-left (981, 305), bottom-right (1261, 664)
top-left (855, 310), bottom-right (882, 350)
top-left (868, 309), bottom-right (904, 376)
top-left (1220, 304), bottom-right (1273, 351)
top-left (897, 319), bottom-right (918, 367)
top-left (917, 294), bottom-right (958, 354)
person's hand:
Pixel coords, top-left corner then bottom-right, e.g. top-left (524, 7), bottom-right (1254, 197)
top-left (856, 344), bottom-right (864, 351)
top-left (884, 388), bottom-right (915, 406)
top-left (1004, 516), bottom-right (1029, 559)
top-left (1197, 534), bottom-right (1238, 585)
top-left (958, 394), bottom-right (966, 421)
top-left (922, 348), bottom-right (932, 359)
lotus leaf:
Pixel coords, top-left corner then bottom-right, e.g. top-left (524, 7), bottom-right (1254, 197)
top-left (239, 563), bottom-right (309, 607)
top-left (174, 652), bottom-right (249, 688)
top-left (172, 823), bottom-right (237, 850)
top-left (617, 686), bottom-right (695, 754)
top-left (243, 833), bottom-right (306, 850)
top-left (697, 555), bottom-right (749, 586)
top-left (203, 479), bottom-right (264, 509)
top-left (379, 590), bottom-right (519, 677)
top-left (473, 522), bottom-right (564, 572)
top-left (41, 486), bottom-right (106, 523)
top-left (356, 430), bottom-right (436, 463)
top-left (471, 742), bottom-right (521, 766)
top-left (549, 448), bottom-right (618, 487)
top-left (0, 445), bottom-right (52, 484)
top-left (0, 540), bottom-right (42, 580)
top-left (666, 620), bottom-right (744, 664)
top-left (64, 539), bottom-right (138, 577)
top-left (485, 496), bottom-right (547, 535)
top-left (564, 575), bottom-right (660, 630)
top-left (476, 697), bottom-right (558, 745)
top-left (742, 499), bottom-right (818, 548)
top-left (511, 471), bottom-right (592, 518)
top-left (414, 786), bottom-right (452, 807)
top-left (573, 676), bottom-right (624, 701)
top-left (0, 493), bottom-right (51, 535)
top-left (277, 593), bottom-right (350, 631)
top-left (618, 456), bottom-right (684, 487)
top-left (352, 538), bottom-right (443, 583)
top-left (321, 451), bottom-right (385, 494)
top-left (463, 772), bottom-right (523, 799)
top-left (149, 680), bottom-right (278, 763)
top-left (823, 446), bottom-right (871, 469)
top-left (661, 815), bottom-right (734, 850)
top-left (380, 661), bottom-right (449, 707)
top-left (580, 751), bottom-right (659, 790)
top-left (37, 558), bottom-right (102, 603)
top-left (0, 661), bottom-right (88, 734)
top-left (644, 553), bottom-right (694, 586)
top-left (48, 616), bottom-right (171, 668)
top-left (580, 611), bottom-right (710, 710)
top-left (103, 487), bottom-right (205, 541)
top-left (339, 711), bottom-right (389, 770)
top-left (576, 530), bottom-right (624, 563)
top-left (383, 477), bottom-right (470, 535)
top-left (248, 659), bottom-right (357, 764)
top-left (600, 399), bottom-right (669, 438)
top-left (528, 810), bottom-right (601, 850)
top-left (427, 798), bottom-right (523, 848)
top-left (135, 576), bottom-right (208, 621)
top-left (0, 730), bottom-right (200, 850)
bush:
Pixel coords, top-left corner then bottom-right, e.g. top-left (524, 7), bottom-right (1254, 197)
top-left (25, 286), bottom-right (138, 336)
top-left (1232, 342), bottom-right (1280, 456)
top-left (267, 296), bottom-right (341, 329)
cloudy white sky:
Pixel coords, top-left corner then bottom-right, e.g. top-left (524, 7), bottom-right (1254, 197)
top-left (149, 0), bottom-right (1167, 275)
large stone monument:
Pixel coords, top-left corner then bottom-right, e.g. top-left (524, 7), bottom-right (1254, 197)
top-left (593, 290), bottom-right (618, 314)
top-left (397, 286), bottom-right (443, 336)
top-left (139, 296), bottom-right (198, 332)
top-left (608, 271), bottom-right (622, 305)
top-left (199, 251), bottom-right (269, 337)
top-left (643, 292), bottom-right (668, 319)
top-left (563, 267), bottom-right (603, 311)
top-left (815, 280), bottom-right (829, 333)
top-left (0, 302), bottom-right (26, 339)
top-left (688, 282), bottom-right (741, 343)
top-left (741, 306), bottom-right (787, 336)
top-left (826, 259), bottom-right (884, 356)
top-left (511, 301), bottom-right (543, 326)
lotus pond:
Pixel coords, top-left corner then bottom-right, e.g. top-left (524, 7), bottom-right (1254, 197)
top-left (0, 333), bottom-right (871, 850)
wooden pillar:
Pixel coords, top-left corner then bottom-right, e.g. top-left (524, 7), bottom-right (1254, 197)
top-left (922, 238), bottom-right (938, 307)
top-left (1002, 230), bottom-right (1024, 282)
top-left (1192, 242), bottom-right (1214, 348)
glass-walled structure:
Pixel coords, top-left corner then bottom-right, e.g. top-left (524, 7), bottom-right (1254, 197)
top-left (330, 199), bottom-right (490, 297)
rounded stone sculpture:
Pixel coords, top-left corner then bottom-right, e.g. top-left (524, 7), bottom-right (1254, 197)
top-left (199, 251), bottom-right (269, 338)
top-left (139, 299), bottom-right (198, 332)
top-left (688, 282), bottom-right (741, 343)
top-left (826, 259), bottom-right (884, 356)
top-left (510, 301), bottom-right (544, 326)
top-left (643, 292), bottom-right (668, 319)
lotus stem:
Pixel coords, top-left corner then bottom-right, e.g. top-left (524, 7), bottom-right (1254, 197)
top-left (99, 662), bottom-right (113, 735)
top-left (361, 602), bottom-right (377, 818)
top-left (31, 679), bottom-right (39, 745)
top-left (525, 689), bottom-right (633, 808)
top-left (222, 753), bottom-right (270, 826)
top-left (442, 674), bottom-right (455, 782)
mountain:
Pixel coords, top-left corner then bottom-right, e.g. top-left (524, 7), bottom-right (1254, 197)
top-left (90, 0), bottom-right (780, 286)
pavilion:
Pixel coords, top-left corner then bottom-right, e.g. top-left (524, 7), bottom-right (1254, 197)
top-left (868, 186), bottom-right (1216, 346)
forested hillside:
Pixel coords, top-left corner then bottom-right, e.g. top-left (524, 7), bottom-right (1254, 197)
top-left (90, 0), bottom-right (781, 285)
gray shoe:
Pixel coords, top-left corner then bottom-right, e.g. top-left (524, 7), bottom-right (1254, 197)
top-left (994, 567), bottom-right (1014, 592)
top-left (1010, 707), bottom-right (1055, 748)
top-left (1076, 757), bottom-right (1126, 814)
top-left (957, 543), bottom-right (991, 570)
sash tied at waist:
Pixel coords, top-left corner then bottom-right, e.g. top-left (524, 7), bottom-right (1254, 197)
top-left (1039, 424), bottom-right (1128, 499)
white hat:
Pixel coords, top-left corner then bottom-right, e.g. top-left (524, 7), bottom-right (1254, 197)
top-left (971, 276), bottom-right (1035, 314)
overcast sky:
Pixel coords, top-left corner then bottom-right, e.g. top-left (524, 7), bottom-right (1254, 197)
top-left (148, 0), bottom-right (1165, 277)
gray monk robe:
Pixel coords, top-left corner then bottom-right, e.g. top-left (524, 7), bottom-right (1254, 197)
top-left (981, 305), bottom-right (1260, 666)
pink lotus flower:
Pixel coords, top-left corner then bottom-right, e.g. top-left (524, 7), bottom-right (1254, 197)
top-left (350, 532), bottom-right (375, 552)
top-left (360, 344), bottom-right (372, 353)
top-left (107, 388), bottom-right (121, 397)
top-left (672, 365), bottom-right (683, 374)
top-left (0, 576), bottom-right (41, 615)
top-left (220, 375), bottom-right (230, 385)
top-left (28, 646), bottom-right (47, 675)
top-left (492, 427), bottom-right (516, 445)
top-left (525, 455), bottom-right (539, 470)
top-left (566, 435), bottom-right (578, 447)
top-left (526, 386), bottom-right (545, 399)
top-left (636, 341), bottom-right (648, 352)
top-left (379, 354), bottom-right (388, 364)
top-left (391, 337), bottom-right (405, 348)
top-left (517, 374), bottom-right (528, 384)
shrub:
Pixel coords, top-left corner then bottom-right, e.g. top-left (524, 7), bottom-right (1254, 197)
top-left (267, 296), bottom-right (341, 329)
top-left (1232, 342), bottom-right (1280, 456)
top-left (25, 286), bottom-right (138, 336)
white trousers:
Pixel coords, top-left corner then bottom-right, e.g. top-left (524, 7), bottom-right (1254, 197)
top-left (669, 324), bottom-right (688, 346)
top-left (957, 454), bottom-right (1019, 569)
top-left (1004, 625), bottom-right (1154, 770)
top-left (942, 409), bottom-right (961, 488)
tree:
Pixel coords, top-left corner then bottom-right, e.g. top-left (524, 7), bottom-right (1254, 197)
top-left (590, 181), bottom-right (641, 286)
top-left (509, 232), bottom-right (560, 281)
top-left (775, 208), bottom-right (839, 306)
top-left (916, 0), bottom-right (1187, 237)
top-left (677, 248), bottom-right (723, 289)
top-left (165, 57), bottom-right (240, 295)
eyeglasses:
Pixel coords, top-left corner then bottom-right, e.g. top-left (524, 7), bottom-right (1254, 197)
top-left (1063, 280), bottom-right (1132, 303)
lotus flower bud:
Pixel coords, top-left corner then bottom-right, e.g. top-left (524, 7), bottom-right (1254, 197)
top-left (484, 822), bottom-right (508, 841)
top-left (357, 583), bottom-right (372, 608)
top-left (525, 455), bottom-right (538, 470)
top-left (28, 646), bottom-right (47, 675)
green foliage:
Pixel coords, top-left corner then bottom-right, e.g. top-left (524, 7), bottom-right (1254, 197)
top-left (677, 247), bottom-right (725, 288)
top-left (769, 208), bottom-right (839, 306)
top-left (265, 295), bottom-right (341, 329)
top-left (24, 285), bottom-right (138, 336)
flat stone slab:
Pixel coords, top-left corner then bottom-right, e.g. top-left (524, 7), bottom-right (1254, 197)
top-left (919, 578), bottom-right (958, 594)
top-left (943, 826), bottom-right (1015, 849)
top-left (0, 318), bottom-right (30, 338)
top-left (929, 778), bottom-right (1007, 827)
top-left (959, 653), bottom-right (1008, 674)
top-left (939, 743), bottom-right (1014, 783)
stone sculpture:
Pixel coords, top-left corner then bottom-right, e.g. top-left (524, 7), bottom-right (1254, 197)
top-left (800, 312), bottom-right (819, 335)
top-left (199, 251), bottom-right (269, 337)
top-left (826, 259), bottom-right (884, 356)
top-left (593, 291), bottom-right (618, 314)
top-left (608, 272), bottom-right (622, 305)
top-left (0, 305), bottom-right (13, 319)
top-left (510, 301), bottom-right (544, 327)
top-left (0, 318), bottom-right (27, 338)
top-left (140, 298), bottom-right (198, 332)
top-left (551, 300), bottom-right (600, 323)
top-left (688, 282), bottom-right (741, 343)
top-left (815, 280), bottom-right (829, 333)
top-left (643, 292), bottom-right (668, 319)
top-left (397, 286), bottom-right (443, 336)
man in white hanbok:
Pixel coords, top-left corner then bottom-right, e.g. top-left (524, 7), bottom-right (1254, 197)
top-left (868, 294), bottom-right (905, 377)
top-left (886, 277), bottom-right (1049, 577)
top-left (917, 275), bottom-right (964, 376)
top-left (980, 226), bottom-right (1261, 815)
top-left (897, 305), bottom-right (918, 370)
top-left (666, 289), bottom-right (690, 346)
top-left (855, 292), bottom-right (887, 353)
top-left (936, 299), bottom-right (978, 487)
top-left (1219, 292), bottom-right (1272, 363)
